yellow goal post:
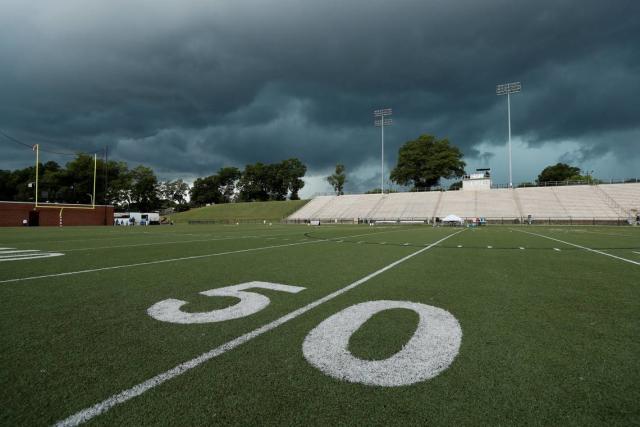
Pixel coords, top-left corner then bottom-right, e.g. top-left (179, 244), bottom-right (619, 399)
top-left (33, 144), bottom-right (98, 226)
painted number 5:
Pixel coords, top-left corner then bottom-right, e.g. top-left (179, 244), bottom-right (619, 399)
top-left (147, 281), bottom-right (306, 324)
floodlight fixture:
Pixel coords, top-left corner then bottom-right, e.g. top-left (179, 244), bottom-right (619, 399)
top-left (373, 108), bottom-right (393, 194)
top-left (373, 108), bottom-right (393, 117)
top-left (496, 81), bottom-right (522, 188)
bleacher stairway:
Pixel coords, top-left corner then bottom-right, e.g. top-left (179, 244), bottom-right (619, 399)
top-left (287, 183), bottom-right (640, 223)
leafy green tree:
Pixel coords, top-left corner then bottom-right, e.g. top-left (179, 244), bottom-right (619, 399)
top-left (536, 163), bottom-right (582, 183)
top-left (159, 179), bottom-right (190, 208)
top-left (237, 159), bottom-right (307, 202)
top-left (327, 164), bottom-right (346, 195)
top-left (191, 167), bottom-right (243, 206)
top-left (128, 165), bottom-right (159, 211)
top-left (279, 158), bottom-right (306, 200)
top-left (238, 163), bottom-right (271, 202)
top-left (390, 134), bottom-right (466, 189)
top-left (216, 167), bottom-right (241, 202)
top-left (190, 176), bottom-right (220, 206)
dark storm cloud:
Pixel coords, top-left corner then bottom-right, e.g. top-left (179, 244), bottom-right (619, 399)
top-left (1, 0), bottom-right (638, 193)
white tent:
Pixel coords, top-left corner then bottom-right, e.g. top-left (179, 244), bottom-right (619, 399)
top-left (442, 214), bottom-right (464, 224)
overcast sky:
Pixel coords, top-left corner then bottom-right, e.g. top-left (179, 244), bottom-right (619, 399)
top-left (1, 0), bottom-right (638, 197)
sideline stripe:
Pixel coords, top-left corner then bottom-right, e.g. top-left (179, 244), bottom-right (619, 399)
top-left (0, 229), bottom-right (412, 284)
top-left (513, 229), bottom-right (640, 266)
top-left (54, 229), bottom-right (464, 426)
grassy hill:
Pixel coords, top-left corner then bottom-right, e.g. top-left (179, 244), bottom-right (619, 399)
top-left (169, 199), bottom-right (309, 223)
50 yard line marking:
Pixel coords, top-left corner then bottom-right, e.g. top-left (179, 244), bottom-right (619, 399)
top-left (54, 229), bottom-right (464, 426)
top-left (512, 229), bottom-right (640, 266)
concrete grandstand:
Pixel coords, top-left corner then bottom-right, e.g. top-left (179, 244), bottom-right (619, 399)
top-left (287, 183), bottom-right (640, 224)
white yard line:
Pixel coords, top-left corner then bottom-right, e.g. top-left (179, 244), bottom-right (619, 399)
top-left (0, 253), bottom-right (64, 262)
top-left (0, 229), bottom-right (413, 285)
top-left (60, 232), bottom-right (306, 252)
top-left (54, 229), bottom-right (465, 427)
top-left (633, 251), bottom-right (640, 255)
top-left (513, 229), bottom-right (640, 266)
top-left (0, 249), bottom-right (41, 254)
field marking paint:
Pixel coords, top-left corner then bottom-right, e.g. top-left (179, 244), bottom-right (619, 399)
top-left (0, 249), bottom-right (41, 254)
top-left (0, 229), bottom-right (412, 285)
top-left (56, 231), bottom-right (313, 252)
top-left (513, 229), bottom-right (640, 266)
top-left (487, 246), bottom-right (492, 249)
top-left (302, 300), bottom-right (462, 386)
top-left (553, 248), bottom-right (561, 251)
top-left (633, 251), bottom-right (640, 255)
top-left (148, 282), bottom-right (306, 324)
top-left (0, 253), bottom-right (64, 262)
top-left (457, 245), bottom-right (462, 248)
top-left (54, 229), bottom-right (464, 426)
top-left (519, 247), bottom-right (525, 250)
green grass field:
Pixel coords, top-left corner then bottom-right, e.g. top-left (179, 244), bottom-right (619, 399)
top-left (1, 224), bottom-right (639, 426)
top-left (169, 200), bottom-right (308, 223)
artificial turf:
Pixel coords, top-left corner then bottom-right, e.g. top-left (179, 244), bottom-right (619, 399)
top-left (0, 224), bottom-right (639, 425)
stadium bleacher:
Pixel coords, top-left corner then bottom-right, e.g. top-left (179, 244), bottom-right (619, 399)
top-left (288, 183), bottom-right (640, 223)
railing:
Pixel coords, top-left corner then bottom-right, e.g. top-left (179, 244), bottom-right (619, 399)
top-left (284, 217), bottom-right (637, 226)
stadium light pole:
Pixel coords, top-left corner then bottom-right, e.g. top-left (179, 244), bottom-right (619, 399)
top-left (496, 82), bottom-right (521, 188)
top-left (374, 108), bottom-right (392, 194)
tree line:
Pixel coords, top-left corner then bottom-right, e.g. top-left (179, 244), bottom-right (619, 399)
top-left (0, 155), bottom-right (306, 211)
top-left (190, 159), bottom-right (306, 206)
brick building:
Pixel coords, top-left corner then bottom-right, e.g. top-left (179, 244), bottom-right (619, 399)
top-left (0, 201), bottom-right (114, 227)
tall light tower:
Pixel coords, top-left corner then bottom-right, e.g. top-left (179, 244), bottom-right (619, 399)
top-left (496, 82), bottom-right (521, 188)
top-left (374, 108), bottom-right (392, 194)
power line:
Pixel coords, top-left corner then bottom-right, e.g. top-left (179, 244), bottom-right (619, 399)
top-left (0, 129), bottom-right (102, 157)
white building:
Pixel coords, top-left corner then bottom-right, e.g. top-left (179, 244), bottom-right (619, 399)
top-left (462, 168), bottom-right (492, 191)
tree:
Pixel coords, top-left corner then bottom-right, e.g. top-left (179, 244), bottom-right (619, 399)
top-left (279, 158), bottom-right (306, 200)
top-left (238, 163), bottom-right (271, 202)
top-left (128, 165), bottom-right (159, 211)
top-left (390, 134), bottom-right (465, 189)
top-left (216, 167), bottom-right (241, 203)
top-left (537, 163), bottom-right (582, 183)
top-left (159, 179), bottom-right (190, 208)
top-left (190, 175), bottom-right (219, 206)
top-left (326, 164), bottom-right (346, 195)
top-left (237, 160), bottom-right (307, 202)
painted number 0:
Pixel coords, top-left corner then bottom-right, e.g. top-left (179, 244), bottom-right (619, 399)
top-left (147, 281), bottom-right (306, 324)
top-left (302, 300), bottom-right (462, 386)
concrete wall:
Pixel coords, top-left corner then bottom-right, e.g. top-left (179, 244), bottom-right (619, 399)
top-left (0, 202), bottom-right (114, 227)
